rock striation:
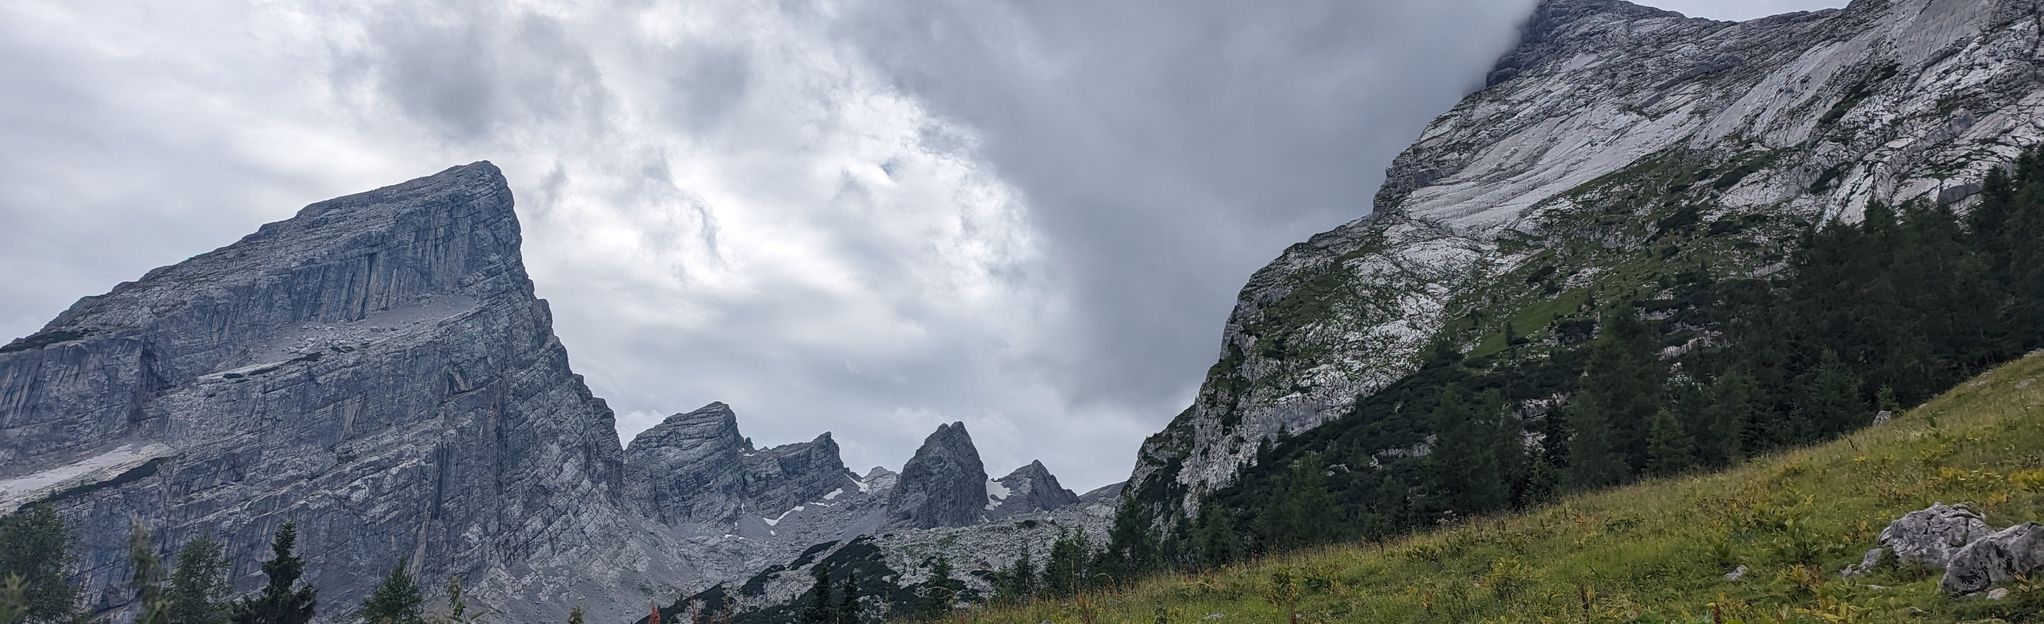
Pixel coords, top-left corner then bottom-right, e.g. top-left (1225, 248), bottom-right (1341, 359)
top-left (0, 163), bottom-right (688, 622)
top-left (886, 422), bottom-right (991, 529)
top-left (1128, 0), bottom-right (2044, 521)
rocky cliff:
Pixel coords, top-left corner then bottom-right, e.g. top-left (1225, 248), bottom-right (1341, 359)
top-left (1128, 0), bottom-right (2044, 519)
top-left (0, 163), bottom-right (688, 622)
top-left (886, 422), bottom-right (991, 529)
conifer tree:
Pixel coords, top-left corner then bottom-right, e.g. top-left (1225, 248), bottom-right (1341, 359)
top-left (167, 538), bottom-right (232, 624)
top-left (800, 563), bottom-right (833, 624)
top-left (1100, 498), bottom-right (1157, 583)
top-left (359, 564), bottom-right (423, 624)
top-left (231, 523), bottom-right (316, 624)
top-left (918, 557), bottom-right (956, 619)
top-left (567, 607), bottom-right (584, 624)
top-left (1520, 451), bottom-right (1560, 507)
top-left (1042, 529), bottom-right (1090, 597)
top-left (1580, 310), bottom-right (1665, 466)
top-left (1804, 350), bottom-right (1868, 438)
top-left (835, 571), bottom-right (860, 624)
top-left (1565, 392), bottom-right (1628, 490)
top-left (129, 521), bottom-right (169, 624)
top-left (1002, 546), bottom-right (1036, 602)
top-left (1428, 388), bottom-right (1507, 514)
top-left (1704, 372), bottom-right (1760, 465)
top-left (0, 505), bottom-right (81, 624)
top-left (1190, 505), bottom-right (1240, 568)
top-left (1644, 408), bottom-right (1696, 476)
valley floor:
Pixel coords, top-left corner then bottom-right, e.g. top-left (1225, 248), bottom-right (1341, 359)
top-left (940, 353), bottom-right (2044, 623)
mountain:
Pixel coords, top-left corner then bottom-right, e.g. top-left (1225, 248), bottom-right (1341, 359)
top-left (1126, 0), bottom-right (2044, 523)
top-left (965, 351), bottom-right (2044, 622)
top-left (0, 163), bottom-right (689, 622)
top-left (0, 164), bottom-right (1105, 623)
top-left (886, 422), bottom-right (991, 528)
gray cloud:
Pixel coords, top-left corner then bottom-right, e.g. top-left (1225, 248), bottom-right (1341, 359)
top-left (0, 0), bottom-right (1844, 491)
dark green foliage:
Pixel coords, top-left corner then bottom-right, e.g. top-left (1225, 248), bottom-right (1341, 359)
top-left (916, 556), bottom-right (957, 620)
top-left (168, 538), bottom-right (232, 624)
top-left (1564, 392), bottom-right (1629, 489)
top-left (1189, 504), bottom-right (1242, 568)
top-left (359, 564), bottom-right (423, 624)
top-left (835, 571), bottom-right (861, 624)
top-left (1643, 408), bottom-right (1695, 476)
top-left (568, 607), bottom-right (584, 624)
top-left (0, 505), bottom-right (80, 624)
top-left (1803, 350), bottom-right (1868, 438)
top-left (1427, 389), bottom-right (1511, 515)
top-left (1252, 453), bottom-right (1335, 553)
top-left (1704, 372), bottom-right (1761, 466)
top-left (231, 523), bottom-right (316, 624)
top-left (800, 563), bottom-right (833, 624)
top-left (1100, 497), bottom-right (1159, 584)
top-left (1042, 529), bottom-right (1091, 598)
top-left (993, 547), bottom-right (1035, 604)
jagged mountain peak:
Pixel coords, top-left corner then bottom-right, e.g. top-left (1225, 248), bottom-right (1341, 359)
top-left (986, 460), bottom-right (1081, 519)
top-left (0, 162), bottom-right (686, 623)
top-left (886, 421), bottom-right (991, 528)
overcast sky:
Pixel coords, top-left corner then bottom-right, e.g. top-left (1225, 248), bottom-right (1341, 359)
top-left (0, 0), bottom-right (1842, 490)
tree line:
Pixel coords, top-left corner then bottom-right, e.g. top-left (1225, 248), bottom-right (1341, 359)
top-left (1097, 147), bottom-right (2044, 576)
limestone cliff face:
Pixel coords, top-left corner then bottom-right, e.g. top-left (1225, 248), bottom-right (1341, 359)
top-left (886, 422), bottom-right (990, 529)
top-left (1129, 0), bottom-right (2044, 519)
top-left (0, 163), bottom-right (686, 623)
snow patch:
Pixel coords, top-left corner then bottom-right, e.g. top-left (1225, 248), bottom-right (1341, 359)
top-left (824, 488), bottom-right (844, 500)
top-left (762, 505), bottom-right (806, 527)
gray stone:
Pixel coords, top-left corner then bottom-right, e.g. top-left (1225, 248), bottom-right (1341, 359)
top-left (0, 163), bottom-right (689, 623)
top-left (886, 422), bottom-right (990, 528)
top-left (1125, 0), bottom-right (2044, 523)
top-left (1987, 588), bottom-right (2011, 601)
top-left (985, 460), bottom-right (1081, 519)
top-left (1881, 504), bottom-right (1993, 570)
top-left (1942, 523), bottom-right (2044, 596)
top-left (1842, 548), bottom-right (1884, 577)
top-left (1724, 565), bottom-right (1749, 582)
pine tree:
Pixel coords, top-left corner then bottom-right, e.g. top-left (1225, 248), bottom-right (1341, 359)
top-left (129, 521), bottom-right (170, 624)
top-left (359, 564), bottom-right (423, 624)
top-left (1804, 350), bottom-right (1868, 438)
top-left (1704, 372), bottom-right (1761, 465)
top-left (1190, 505), bottom-right (1241, 568)
top-left (800, 563), bottom-right (834, 624)
top-left (1644, 408), bottom-right (1696, 476)
top-left (167, 538), bottom-right (232, 624)
top-left (1001, 546), bottom-right (1036, 602)
top-left (1429, 388), bottom-right (1508, 514)
top-left (835, 571), bottom-right (861, 624)
top-left (440, 578), bottom-right (475, 624)
top-left (1520, 451), bottom-right (1560, 507)
top-left (1565, 392), bottom-right (1629, 489)
top-left (231, 523), bottom-right (317, 624)
top-left (1580, 309), bottom-right (1665, 467)
top-left (918, 556), bottom-right (956, 619)
top-left (1257, 453), bottom-right (1334, 552)
top-left (567, 607), bottom-right (585, 624)
top-left (1101, 498), bottom-right (1157, 583)
top-left (0, 505), bottom-right (81, 624)
top-left (1042, 528), bottom-right (1090, 597)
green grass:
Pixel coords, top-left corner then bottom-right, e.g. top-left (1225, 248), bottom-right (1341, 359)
top-left (939, 353), bottom-right (2044, 623)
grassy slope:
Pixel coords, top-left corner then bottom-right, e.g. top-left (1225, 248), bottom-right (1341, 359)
top-left (944, 353), bottom-right (2044, 623)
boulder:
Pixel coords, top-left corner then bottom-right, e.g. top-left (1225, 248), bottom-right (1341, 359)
top-left (1879, 503), bottom-right (1993, 569)
top-left (1941, 523), bottom-right (2044, 595)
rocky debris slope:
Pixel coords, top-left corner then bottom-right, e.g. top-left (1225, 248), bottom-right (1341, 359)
top-left (0, 163), bottom-right (689, 622)
top-left (1129, 0), bottom-right (2044, 520)
top-left (886, 423), bottom-right (992, 528)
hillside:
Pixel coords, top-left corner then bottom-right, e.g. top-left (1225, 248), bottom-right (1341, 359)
top-left (952, 351), bottom-right (2044, 623)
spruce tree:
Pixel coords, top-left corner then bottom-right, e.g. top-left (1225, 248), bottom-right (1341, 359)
top-left (1704, 372), bottom-right (1761, 465)
top-left (800, 563), bottom-right (833, 624)
top-left (1580, 309), bottom-right (1665, 466)
top-left (1804, 350), bottom-right (1868, 438)
top-left (1644, 408), bottom-right (1696, 476)
top-left (1520, 451), bottom-right (1560, 507)
top-left (231, 523), bottom-right (316, 624)
top-left (129, 521), bottom-right (169, 624)
top-left (1565, 392), bottom-right (1629, 490)
top-left (168, 538), bottom-right (232, 624)
top-left (1100, 498), bottom-right (1157, 583)
top-left (1429, 388), bottom-right (1507, 514)
top-left (835, 571), bottom-right (860, 624)
top-left (918, 556), bottom-right (956, 619)
top-left (358, 564), bottom-right (423, 624)
top-left (1042, 529), bottom-right (1090, 597)
top-left (1002, 546), bottom-right (1036, 602)
top-left (1190, 505), bottom-right (1240, 568)
top-left (567, 607), bottom-right (585, 624)
top-left (0, 505), bottom-right (81, 624)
